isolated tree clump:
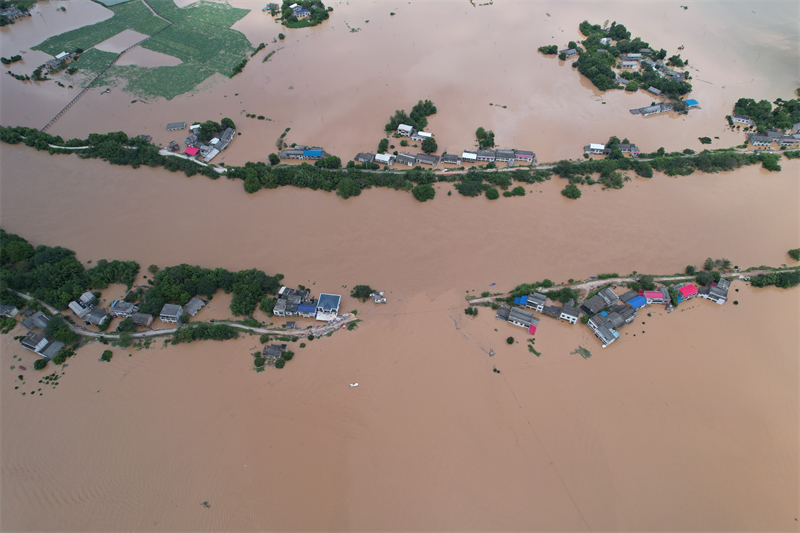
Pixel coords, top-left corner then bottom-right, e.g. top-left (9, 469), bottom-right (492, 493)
top-left (561, 183), bottom-right (581, 199)
top-left (412, 183), bottom-right (435, 202)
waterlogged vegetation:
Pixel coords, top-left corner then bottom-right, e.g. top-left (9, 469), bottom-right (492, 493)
top-left (0, 229), bottom-right (138, 309)
top-left (33, 0), bottom-right (252, 99)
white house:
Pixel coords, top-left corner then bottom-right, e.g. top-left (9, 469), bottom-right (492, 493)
top-left (159, 304), bottom-right (183, 324)
top-left (461, 150), bottom-right (477, 163)
top-left (732, 114), bottom-right (755, 126)
top-left (397, 124), bottom-right (413, 136)
top-left (374, 153), bottom-right (395, 166)
top-left (586, 143), bottom-right (605, 154)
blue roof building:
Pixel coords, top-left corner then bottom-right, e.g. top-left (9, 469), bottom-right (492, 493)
top-left (316, 293), bottom-right (341, 321)
top-left (628, 295), bottom-right (647, 309)
top-left (303, 149), bottom-right (322, 158)
top-left (684, 99), bottom-right (699, 107)
top-left (514, 295), bottom-right (529, 306)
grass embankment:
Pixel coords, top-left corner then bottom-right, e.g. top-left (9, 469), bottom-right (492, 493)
top-left (33, 0), bottom-right (252, 99)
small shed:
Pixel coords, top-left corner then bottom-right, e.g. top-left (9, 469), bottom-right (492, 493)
top-left (167, 122), bottom-right (186, 131)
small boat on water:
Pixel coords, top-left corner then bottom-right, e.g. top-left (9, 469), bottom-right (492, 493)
top-left (349, 383), bottom-right (358, 387)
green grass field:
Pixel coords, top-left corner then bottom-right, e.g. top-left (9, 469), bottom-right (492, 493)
top-left (32, 0), bottom-right (252, 100)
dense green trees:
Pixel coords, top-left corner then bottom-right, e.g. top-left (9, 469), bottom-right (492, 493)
top-left (34, 359), bottom-right (48, 370)
top-left (101, 350), bottom-right (113, 362)
top-left (378, 138), bottom-right (389, 153)
top-left (476, 127), bottom-right (495, 149)
top-left (485, 187), bottom-right (499, 200)
top-left (731, 97), bottom-right (799, 131)
top-left (789, 249), bottom-right (800, 261)
top-left (412, 183), bottom-right (435, 202)
top-left (750, 270), bottom-right (800, 288)
top-left (625, 80), bottom-right (639, 92)
top-left (268, 153), bottom-right (280, 166)
top-left (561, 183), bottom-right (581, 199)
top-left (86, 259), bottom-right (139, 290)
top-left (171, 323), bottom-right (239, 344)
top-left (421, 137), bottom-right (437, 154)
top-left (574, 52), bottom-right (617, 91)
top-left (135, 264), bottom-right (281, 317)
top-left (538, 45), bottom-right (557, 55)
top-left (0, 230), bottom-right (139, 311)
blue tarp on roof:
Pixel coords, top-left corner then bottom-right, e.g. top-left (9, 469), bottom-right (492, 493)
top-left (628, 295), bottom-right (647, 309)
top-left (304, 149), bottom-right (321, 157)
top-left (519, 295), bottom-right (528, 305)
top-left (600, 311), bottom-right (608, 316)
top-left (684, 99), bottom-right (699, 107)
top-left (297, 304), bottom-right (316, 313)
top-left (513, 297), bottom-right (521, 305)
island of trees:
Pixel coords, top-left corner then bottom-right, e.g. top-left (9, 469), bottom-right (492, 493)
top-left (540, 20), bottom-right (693, 100)
top-left (384, 99), bottom-right (437, 134)
top-left (279, 0), bottom-right (331, 28)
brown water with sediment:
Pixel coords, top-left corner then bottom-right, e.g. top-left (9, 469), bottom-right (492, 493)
top-left (1, 1), bottom-right (799, 529)
top-left (1, 145), bottom-right (799, 530)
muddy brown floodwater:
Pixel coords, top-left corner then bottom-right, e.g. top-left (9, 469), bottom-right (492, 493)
top-left (1, 0), bottom-right (799, 530)
top-left (0, 144), bottom-right (799, 529)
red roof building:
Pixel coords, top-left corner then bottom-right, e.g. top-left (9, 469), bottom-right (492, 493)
top-left (528, 324), bottom-right (537, 336)
top-left (677, 284), bottom-right (698, 298)
top-left (184, 146), bottom-right (199, 156)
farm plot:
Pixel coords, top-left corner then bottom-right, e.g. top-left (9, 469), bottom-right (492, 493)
top-left (32, 1), bottom-right (170, 56)
top-left (31, 0), bottom-right (252, 100)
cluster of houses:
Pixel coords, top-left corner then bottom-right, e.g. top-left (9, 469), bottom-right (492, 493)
top-left (7, 307), bottom-right (66, 360)
top-left (0, 5), bottom-right (29, 21)
top-left (353, 124), bottom-right (535, 169)
top-left (157, 296), bottom-right (207, 324)
top-left (68, 291), bottom-right (111, 326)
top-left (272, 286), bottom-right (342, 322)
top-left (584, 142), bottom-right (641, 156)
top-left (355, 148), bottom-right (536, 169)
top-left (745, 125), bottom-right (800, 148)
top-left (263, 2), bottom-right (310, 18)
top-left (279, 145), bottom-right (330, 161)
top-left (496, 278), bottom-right (732, 348)
top-left (181, 124), bottom-right (235, 163)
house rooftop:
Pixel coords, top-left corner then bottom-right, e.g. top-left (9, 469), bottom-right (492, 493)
top-left (184, 297), bottom-right (207, 316)
top-left (160, 304), bottom-right (183, 317)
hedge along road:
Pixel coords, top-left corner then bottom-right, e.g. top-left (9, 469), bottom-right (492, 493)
top-left (465, 267), bottom-right (800, 305)
top-left (8, 290), bottom-right (358, 340)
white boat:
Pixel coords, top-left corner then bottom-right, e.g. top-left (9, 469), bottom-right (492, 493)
top-left (349, 383), bottom-right (358, 387)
